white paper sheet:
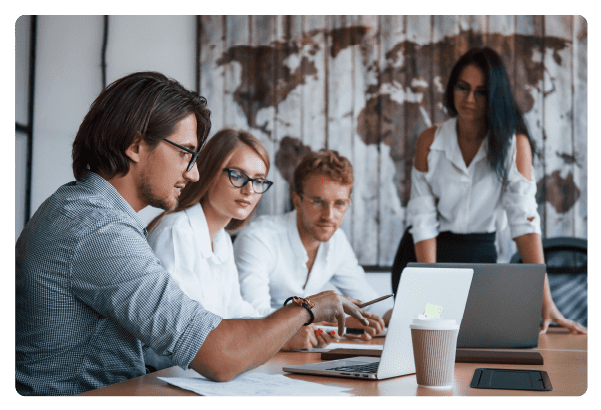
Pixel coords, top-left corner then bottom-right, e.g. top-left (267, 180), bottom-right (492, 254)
top-left (158, 372), bottom-right (353, 396)
top-left (295, 342), bottom-right (385, 352)
top-left (325, 342), bottom-right (384, 350)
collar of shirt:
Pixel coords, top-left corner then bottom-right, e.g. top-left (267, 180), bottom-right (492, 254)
top-left (286, 210), bottom-right (308, 263)
top-left (285, 210), bottom-right (331, 264)
top-left (186, 203), bottom-right (229, 263)
top-left (81, 172), bottom-right (148, 237)
top-left (431, 117), bottom-right (488, 175)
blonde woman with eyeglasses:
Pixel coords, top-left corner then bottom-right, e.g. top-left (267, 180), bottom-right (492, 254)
top-left (144, 129), bottom-right (273, 369)
top-left (146, 128), bottom-right (274, 323)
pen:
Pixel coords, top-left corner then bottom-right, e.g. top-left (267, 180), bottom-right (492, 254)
top-left (357, 294), bottom-right (394, 309)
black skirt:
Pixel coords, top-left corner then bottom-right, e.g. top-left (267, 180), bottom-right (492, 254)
top-left (391, 228), bottom-right (497, 296)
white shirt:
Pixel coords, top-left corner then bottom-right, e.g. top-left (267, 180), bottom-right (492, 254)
top-left (233, 211), bottom-right (394, 318)
top-left (147, 203), bottom-right (261, 319)
top-left (408, 117), bottom-right (541, 243)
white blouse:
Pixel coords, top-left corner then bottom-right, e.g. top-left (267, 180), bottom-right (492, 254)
top-left (147, 203), bottom-right (262, 319)
top-left (408, 117), bottom-right (541, 243)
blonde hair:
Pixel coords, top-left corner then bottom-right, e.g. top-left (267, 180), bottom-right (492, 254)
top-left (147, 128), bottom-right (270, 233)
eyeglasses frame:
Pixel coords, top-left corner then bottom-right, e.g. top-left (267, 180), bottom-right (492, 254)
top-left (453, 82), bottom-right (488, 100)
top-left (298, 193), bottom-right (351, 213)
top-left (163, 138), bottom-right (200, 172)
top-left (223, 167), bottom-right (273, 194)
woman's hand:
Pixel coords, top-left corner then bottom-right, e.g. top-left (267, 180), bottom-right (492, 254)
top-left (540, 299), bottom-right (587, 335)
top-left (307, 291), bottom-right (370, 336)
top-left (514, 234), bottom-right (587, 336)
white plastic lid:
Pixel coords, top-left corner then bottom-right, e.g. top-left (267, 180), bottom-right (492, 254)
top-left (409, 315), bottom-right (459, 330)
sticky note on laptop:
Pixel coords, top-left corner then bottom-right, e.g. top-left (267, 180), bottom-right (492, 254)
top-left (424, 303), bottom-right (444, 318)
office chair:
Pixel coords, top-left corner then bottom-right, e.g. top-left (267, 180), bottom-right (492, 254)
top-left (390, 227), bottom-right (416, 298)
top-left (510, 236), bottom-right (587, 327)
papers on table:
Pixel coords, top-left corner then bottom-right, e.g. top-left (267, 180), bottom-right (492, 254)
top-left (158, 372), bottom-right (352, 396)
top-left (295, 342), bottom-right (385, 353)
top-left (325, 342), bottom-right (383, 350)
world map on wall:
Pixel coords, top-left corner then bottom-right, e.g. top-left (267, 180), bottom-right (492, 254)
top-left (216, 27), bottom-right (581, 213)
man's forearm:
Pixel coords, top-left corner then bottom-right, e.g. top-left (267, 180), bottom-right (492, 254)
top-left (189, 304), bottom-right (310, 381)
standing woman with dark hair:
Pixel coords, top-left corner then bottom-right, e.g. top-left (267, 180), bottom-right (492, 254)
top-left (392, 47), bottom-right (585, 334)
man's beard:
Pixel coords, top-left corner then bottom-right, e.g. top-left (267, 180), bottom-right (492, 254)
top-left (139, 173), bottom-right (177, 211)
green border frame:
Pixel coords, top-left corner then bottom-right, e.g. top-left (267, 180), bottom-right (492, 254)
top-left (0, 0), bottom-right (601, 410)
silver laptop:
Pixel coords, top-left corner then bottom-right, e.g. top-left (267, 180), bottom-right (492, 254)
top-left (283, 267), bottom-right (473, 380)
top-left (409, 263), bottom-right (545, 348)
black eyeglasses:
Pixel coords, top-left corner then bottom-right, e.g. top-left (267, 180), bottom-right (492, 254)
top-left (223, 168), bottom-right (273, 194)
top-left (163, 139), bottom-right (200, 172)
top-left (299, 194), bottom-right (351, 214)
top-left (454, 83), bottom-right (488, 100)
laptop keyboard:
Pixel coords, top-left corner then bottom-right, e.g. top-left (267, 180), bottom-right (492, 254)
top-left (326, 362), bottom-right (379, 374)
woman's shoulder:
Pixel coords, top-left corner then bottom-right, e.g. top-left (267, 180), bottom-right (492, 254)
top-left (514, 133), bottom-right (531, 152)
top-left (235, 213), bottom-right (288, 246)
top-left (417, 126), bottom-right (437, 146)
top-left (216, 227), bottom-right (234, 253)
top-left (150, 207), bottom-right (196, 236)
top-left (244, 212), bottom-right (288, 232)
top-left (512, 133), bottom-right (534, 181)
top-left (414, 118), bottom-right (458, 172)
top-left (414, 126), bottom-right (437, 172)
top-left (416, 118), bottom-right (455, 153)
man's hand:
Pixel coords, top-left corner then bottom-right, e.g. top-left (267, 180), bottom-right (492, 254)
top-left (280, 324), bottom-right (340, 351)
top-left (308, 291), bottom-right (370, 336)
top-left (342, 314), bottom-right (385, 341)
top-left (320, 310), bottom-right (386, 341)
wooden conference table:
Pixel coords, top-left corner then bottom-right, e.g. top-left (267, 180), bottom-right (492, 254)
top-left (80, 327), bottom-right (586, 396)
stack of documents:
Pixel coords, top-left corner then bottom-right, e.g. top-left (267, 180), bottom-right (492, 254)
top-left (325, 343), bottom-right (383, 350)
top-left (297, 342), bottom-right (384, 353)
top-left (158, 372), bottom-right (353, 396)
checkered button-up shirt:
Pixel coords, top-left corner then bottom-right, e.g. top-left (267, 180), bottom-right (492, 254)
top-left (16, 172), bottom-right (222, 396)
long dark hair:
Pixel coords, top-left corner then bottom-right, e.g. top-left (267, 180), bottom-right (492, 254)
top-left (443, 47), bottom-right (536, 183)
top-left (147, 128), bottom-right (270, 233)
top-left (72, 71), bottom-right (211, 181)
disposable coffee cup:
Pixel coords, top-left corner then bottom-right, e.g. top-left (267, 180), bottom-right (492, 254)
top-left (410, 315), bottom-right (459, 389)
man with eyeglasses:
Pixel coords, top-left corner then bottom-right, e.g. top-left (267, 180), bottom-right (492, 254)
top-left (16, 72), bottom-right (372, 395)
top-left (235, 150), bottom-right (394, 350)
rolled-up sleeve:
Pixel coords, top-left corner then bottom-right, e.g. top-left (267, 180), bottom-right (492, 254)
top-left (501, 160), bottom-right (542, 239)
top-left (71, 218), bottom-right (222, 369)
top-left (407, 167), bottom-right (439, 243)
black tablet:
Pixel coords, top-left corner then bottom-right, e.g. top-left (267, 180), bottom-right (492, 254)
top-left (470, 368), bottom-right (553, 391)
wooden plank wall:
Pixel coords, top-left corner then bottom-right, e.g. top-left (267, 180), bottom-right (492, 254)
top-left (198, 15), bottom-right (587, 266)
